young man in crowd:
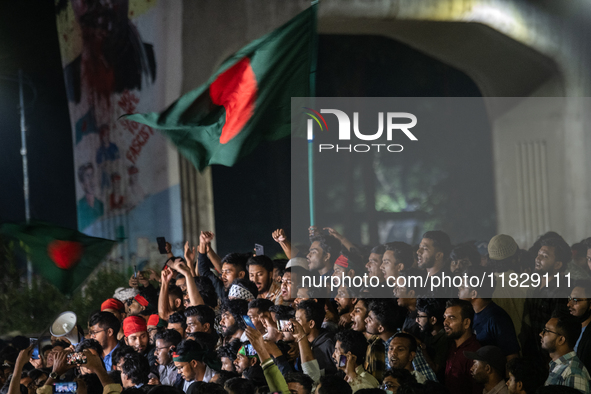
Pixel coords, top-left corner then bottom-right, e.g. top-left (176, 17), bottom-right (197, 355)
top-left (247, 255), bottom-right (281, 302)
top-left (122, 315), bottom-right (156, 367)
top-left (199, 250), bottom-right (249, 301)
top-left (465, 346), bottom-right (509, 394)
top-left (220, 299), bottom-right (249, 344)
top-left (333, 329), bottom-right (379, 391)
top-left (88, 311), bottom-right (121, 371)
top-left (540, 314), bottom-right (591, 393)
top-left (365, 244), bottom-right (385, 284)
top-left (365, 299), bottom-right (405, 371)
top-left (387, 332), bottom-right (426, 383)
top-left (167, 311), bottom-right (187, 338)
top-left (415, 298), bottom-right (448, 379)
top-left (380, 241), bottom-right (414, 284)
top-left (443, 299), bottom-right (482, 394)
top-left (154, 329), bottom-right (183, 387)
top-left (247, 299), bottom-right (274, 333)
top-left (458, 265), bottom-right (520, 360)
top-left (521, 236), bottom-right (571, 372)
top-left (567, 279), bottom-right (591, 373)
top-left (233, 343), bottom-right (260, 375)
top-left (307, 233), bottom-right (341, 283)
top-left (295, 300), bottom-right (337, 375)
top-left (120, 352), bottom-right (151, 389)
top-left (173, 339), bottom-right (218, 392)
top-left (506, 358), bottom-right (544, 394)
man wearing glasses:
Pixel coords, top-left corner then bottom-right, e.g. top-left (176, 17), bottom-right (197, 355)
top-left (567, 279), bottom-right (591, 374)
top-left (88, 311), bottom-right (121, 371)
top-left (540, 314), bottom-right (590, 393)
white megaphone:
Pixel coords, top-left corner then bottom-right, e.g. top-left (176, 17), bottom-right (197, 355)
top-left (49, 311), bottom-right (80, 345)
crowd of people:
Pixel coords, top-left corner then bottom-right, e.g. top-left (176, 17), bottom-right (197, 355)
top-left (1, 227), bottom-right (591, 394)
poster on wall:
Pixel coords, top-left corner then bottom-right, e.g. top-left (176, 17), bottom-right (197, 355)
top-left (55, 0), bottom-right (183, 271)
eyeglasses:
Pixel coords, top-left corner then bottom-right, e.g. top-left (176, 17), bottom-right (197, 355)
top-left (541, 327), bottom-right (562, 336)
top-left (380, 382), bottom-right (397, 390)
top-left (88, 329), bottom-right (106, 337)
top-left (568, 297), bottom-right (589, 304)
top-left (415, 314), bottom-right (429, 320)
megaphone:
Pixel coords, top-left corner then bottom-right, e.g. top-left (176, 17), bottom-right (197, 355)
top-left (50, 311), bottom-right (81, 345)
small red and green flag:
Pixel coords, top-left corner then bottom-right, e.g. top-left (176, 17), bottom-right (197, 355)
top-left (124, 5), bottom-right (316, 170)
top-left (1, 221), bottom-right (116, 295)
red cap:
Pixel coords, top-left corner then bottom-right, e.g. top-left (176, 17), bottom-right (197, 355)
top-left (134, 294), bottom-right (150, 307)
top-left (123, 316), bottom-right (147, 337)
top-left (335, 255), bottom-right (349, 268)
top-left (147, 314), bottom-right (160, 327)
top-left (101, 298), bottom-right (125, 312)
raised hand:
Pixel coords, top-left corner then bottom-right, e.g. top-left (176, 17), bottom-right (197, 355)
top-left (272, 229), bottom-right (287, 243)
top-left (16, 345), bottom-right (34, 370)
top-left (323, 227), bottom-right (342, 240)
top-left (308, 226), bottom-right (319, 238)
top-left (184, 241), bottom-right (196, 263)
top-left (161, 267), bottom-right (175, 283)
top-left (202, 231), bottom-right (215, 244)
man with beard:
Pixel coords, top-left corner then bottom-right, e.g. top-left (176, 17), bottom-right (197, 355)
top-left (521, 236), bottom-right (571, 372)
top-left (388, 333), bottom-right (426, 383)
top-left (88, 311), bottom-right (121, 371)
top-left (415, 298), bottom-right (448, 379)
top-left (465, 346), bottom-right (508, 394)
top-left (247, 255), bottom-right (281, 303)
top-left (568, 280), bottom-right (591, 373)
top-left (540, 314), bottom-right (590, 392)
top-left (233, 344), bottom-right (260, 375)
top-left (417, 231), bottom-right (452, 277)
top-left (153, 329), bottom-right (183, 387)
top-left (126, 288), bottom-right (158, 320)
top-left (443, 299), bottom-right (482, 394)
top-left (220, 299), bottom-right (249, 344)
top-left (123, 316), bottom-right (156, 367)
top-left (173, 340), bottom-right (218, 392)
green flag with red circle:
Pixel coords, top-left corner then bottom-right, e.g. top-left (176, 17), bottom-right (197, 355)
top-left (1, 221), bottom-right (116, 295)
top-left (123, 5), bottom-right (316, 170)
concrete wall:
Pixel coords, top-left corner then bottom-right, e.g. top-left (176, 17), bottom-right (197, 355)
top-left (180, 0), bottom-right (591, 247)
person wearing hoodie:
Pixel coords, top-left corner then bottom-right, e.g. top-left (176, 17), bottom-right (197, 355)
top-left (295, 300), bottom-right (336, 375)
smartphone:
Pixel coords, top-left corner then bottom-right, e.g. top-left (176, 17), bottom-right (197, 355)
top-left (53, 382), bottom-right (77, 394)
top-left (277, 320), bottom-right (292, 332)
top-left (157, 237), bottom-right (167, 254)
top-left (244, 344), bottom-right (257, 356)
top-left (339, 355), bottom-right (347, 368)
top-left (243, 315), bottom-right (256, 329)
top-left (254, 244), bottom-right (264, 256)
top-left (66, 352), bottom-right (87, 365)
top-left (29, 338), bottom-right (39, 360)
top-left (133, 265), bottom-right (138, 279)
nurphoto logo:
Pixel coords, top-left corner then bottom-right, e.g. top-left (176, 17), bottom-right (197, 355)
top-left (303, 107), bottom-right (418, 153)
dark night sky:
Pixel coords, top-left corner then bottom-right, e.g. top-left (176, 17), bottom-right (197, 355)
top-left (0, 0), bottom-right (77, 229)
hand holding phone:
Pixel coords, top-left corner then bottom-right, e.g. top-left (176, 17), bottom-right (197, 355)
top-left (277, 320), bottom-right (293, 332)
top-left (66, 352), bottom-right (87, 365)
top-left (254, 244), bottom-right (264, 256)
top-left (339, 354), bottom-right (347, 368)
top-left (157, 237), bottom-right (167, 254)
top-left (243, 315), bottom-right (256, 329)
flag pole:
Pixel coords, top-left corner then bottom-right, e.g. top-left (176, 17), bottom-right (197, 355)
top-left (308, 0), bottom-right (318, 227)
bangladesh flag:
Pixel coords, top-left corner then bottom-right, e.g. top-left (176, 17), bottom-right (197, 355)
top-left (124, 5), bottom-right (316, 170)
top-left (1, 221), bottom-right (116, 295)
